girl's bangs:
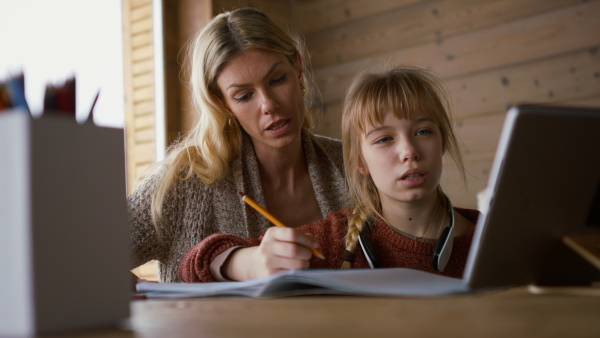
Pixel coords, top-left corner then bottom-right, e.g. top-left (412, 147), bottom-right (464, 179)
top-left (351, 76), bottom-right (441, 135)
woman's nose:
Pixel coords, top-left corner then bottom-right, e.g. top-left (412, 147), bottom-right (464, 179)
top-left (260, 90), bottom-right (279, 114)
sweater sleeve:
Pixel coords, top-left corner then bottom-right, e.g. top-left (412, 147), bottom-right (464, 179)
top-left (297, 209), bottom-right (350, 270)
top-left (179, 208), bottom-right (352, 282)
top-left (128, 172), bottom-right (171, 269)
top-left (178, 233), bottom-right (260, 283)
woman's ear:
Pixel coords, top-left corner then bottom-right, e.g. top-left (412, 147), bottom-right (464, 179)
top-left (214, 94), bottom-right (234, 115)
top-left (296, 53), bottom-right (304, 81)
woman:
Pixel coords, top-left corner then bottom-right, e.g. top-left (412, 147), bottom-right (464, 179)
top-left (129, 8), bottom-right (348, 282)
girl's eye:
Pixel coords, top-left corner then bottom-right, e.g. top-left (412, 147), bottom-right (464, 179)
top-left (416, 129), bottom-right (432, 136)
top-left (375, 136), bottom-right (393, 144)
top-left (271, 74), bottom-right (286, 85)
top-left (234, 93), bottom-right (251, 103)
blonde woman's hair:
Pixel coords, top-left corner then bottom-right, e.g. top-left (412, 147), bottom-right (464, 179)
top-left (340, 65), bottom-right (466, 266)
top-left (148, 8), bottom-right (316, 233)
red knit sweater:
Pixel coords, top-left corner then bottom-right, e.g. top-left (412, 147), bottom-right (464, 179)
top-left (178, 206), bottom-right (480, 283)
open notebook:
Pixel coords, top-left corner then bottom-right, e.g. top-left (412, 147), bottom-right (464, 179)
top-left (137, 105), bottom-right (600, 298)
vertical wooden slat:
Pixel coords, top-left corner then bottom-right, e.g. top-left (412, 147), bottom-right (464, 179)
top-left (122, 0), bottom-right (156, 194)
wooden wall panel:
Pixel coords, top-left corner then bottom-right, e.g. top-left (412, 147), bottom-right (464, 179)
top-left (315, 0), bottom-right (600, 105)
top-left (295, 0), bottom-right (424, 34)
top-left (303, 0), bottom-right (600, 208)
top-left (122, 0), bottom-right (156, 194)
top-left (215, 0), bottom-right (292, 22)
top-left (449, 48), bottom-right (600, 118)
top-left (305, 0), bottom-right (584, 69)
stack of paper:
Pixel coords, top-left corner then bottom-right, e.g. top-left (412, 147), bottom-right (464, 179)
top-left (137, 268), bottom-right (472, 299)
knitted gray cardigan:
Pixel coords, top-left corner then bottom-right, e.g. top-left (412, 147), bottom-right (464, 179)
top-left (128, 130), bottom-right (348, 282)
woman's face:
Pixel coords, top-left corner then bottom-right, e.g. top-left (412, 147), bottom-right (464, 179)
top-left (216, 49), bottom-right (305, 154)
top-left (359, 109), bottom-right (444, 212)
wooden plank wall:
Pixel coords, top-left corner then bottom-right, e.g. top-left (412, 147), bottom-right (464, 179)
top-left (122, 0), bottom-right (156, 193)
top-left (298, 0), bottom-right (600, 208)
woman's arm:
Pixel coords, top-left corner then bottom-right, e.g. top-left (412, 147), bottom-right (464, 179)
top-left (178, 227), bottom-right (321, 282)
top-left (178, 233), bottom-right (256, 282)
top-left (179, 209), bottom-right (352, 282)
top-left (224, 227), bottom-right (320, 281)
top-left (128, 174), bottom-right (169, 270)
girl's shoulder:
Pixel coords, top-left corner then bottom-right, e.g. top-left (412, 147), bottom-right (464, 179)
top-left (454, 207), bottom-right (480, 237)
top-left (454, 207), bottom-right (480, 224)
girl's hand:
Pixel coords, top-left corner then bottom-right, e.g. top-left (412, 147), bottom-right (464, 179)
top-left (225, 227), bottom-right (321, 281)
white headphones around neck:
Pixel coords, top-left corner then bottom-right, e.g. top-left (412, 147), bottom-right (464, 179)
top-left (359, 194), bottom-right (455, 272)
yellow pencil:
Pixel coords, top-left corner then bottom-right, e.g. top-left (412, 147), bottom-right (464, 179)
top-left (237, 191), bottom-right (325, 259)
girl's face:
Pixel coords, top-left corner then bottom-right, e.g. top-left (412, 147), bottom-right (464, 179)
top-left (359, 109), bottom-right (444, 211)
top-left (216, 48), bottom-right (305, 155)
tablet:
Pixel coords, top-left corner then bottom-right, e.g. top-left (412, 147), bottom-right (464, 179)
top-left (464, 105), bottom-right (600, 288)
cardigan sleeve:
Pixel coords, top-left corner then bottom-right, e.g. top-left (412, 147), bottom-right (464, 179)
top-left (178, 233), bottom-right (260, 282)
top-left (296, 208), bottom-right (351, 270)
top-left (128, 172), bottom-right (172, 269)
top-left (178, 208), bottom-right (353, 282)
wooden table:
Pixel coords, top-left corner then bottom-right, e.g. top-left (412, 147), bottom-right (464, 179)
top-left (41, 287), bottom-right (600, 337)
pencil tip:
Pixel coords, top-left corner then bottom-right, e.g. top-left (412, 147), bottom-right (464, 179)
top-left (237, 191), bottom-right (245, 199)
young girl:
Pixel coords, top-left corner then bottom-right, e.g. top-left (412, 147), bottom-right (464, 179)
top-left (178, 66), bottom-right (479, 282)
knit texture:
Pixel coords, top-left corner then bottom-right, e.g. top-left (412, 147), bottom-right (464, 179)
top-left (128, 130), bottom-right (348, 282)
top-left (179, 206), bottom-right (480, 282)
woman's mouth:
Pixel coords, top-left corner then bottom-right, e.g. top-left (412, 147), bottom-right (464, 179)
top-left (265, 118), bottom-right (291, 135)
top-left (267, 119), bottom-right (288, 130)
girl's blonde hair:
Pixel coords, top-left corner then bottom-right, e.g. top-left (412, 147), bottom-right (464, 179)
top-left (148, 8), bottom-right (316, 232)
top-left (340, 65), bottom-right (466, 265)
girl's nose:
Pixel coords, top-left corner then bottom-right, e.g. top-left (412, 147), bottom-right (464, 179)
top-left (398, 138), bottom-right (420, 162)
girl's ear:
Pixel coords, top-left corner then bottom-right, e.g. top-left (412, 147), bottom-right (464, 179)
top-left (357, 158), bottom-right (370, 176)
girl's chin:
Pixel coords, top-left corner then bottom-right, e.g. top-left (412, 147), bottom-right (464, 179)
top-left (385, 188), bottom-right (439, 205)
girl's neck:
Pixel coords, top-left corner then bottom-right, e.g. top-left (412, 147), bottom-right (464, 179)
top-left (381, 191), bottom-right (446, 239)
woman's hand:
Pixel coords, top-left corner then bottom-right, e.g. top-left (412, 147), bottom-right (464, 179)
top-left (224, 227), bottom-right (321, 281)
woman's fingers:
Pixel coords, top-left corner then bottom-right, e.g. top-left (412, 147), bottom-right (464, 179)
top-left (257, 227), bottom-right (319, 273)
top-left (262, 237), bottom-right (313, 260)
top-left (262, 255), bottom-right (311, 274)
top-left (263, 227), bottom-right (320, 251)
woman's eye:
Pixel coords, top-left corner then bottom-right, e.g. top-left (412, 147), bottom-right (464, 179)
top-left (375, 136), bottom-right (393, 144)
top-left (234, 93), bottom-right (251, 103)
top-left (271, 74), bottom-right (286, 85)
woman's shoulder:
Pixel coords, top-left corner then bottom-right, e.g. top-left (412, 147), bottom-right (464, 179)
top-left (309, 133), bottom-right (342, 151)
top-left (304, 131), bottom-right (344, 168)
top-left (130, 163), bottom-right (210, 200)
